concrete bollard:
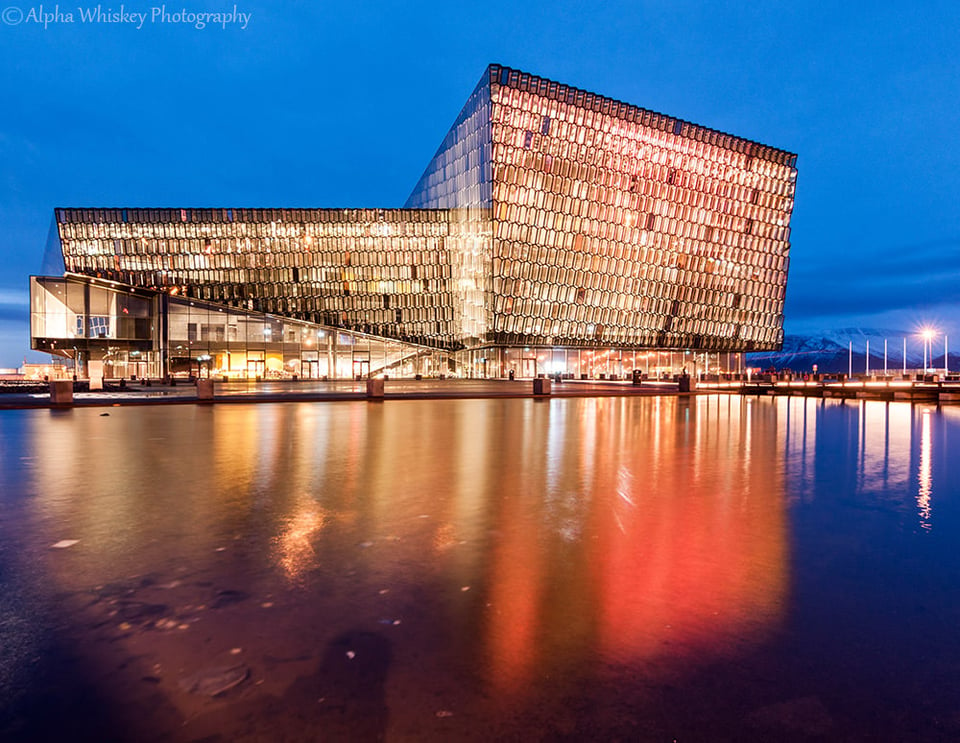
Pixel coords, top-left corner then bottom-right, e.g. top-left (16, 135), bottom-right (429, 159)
top-left (533, 378), bottom-right (552, 395)
top-left (196, 379), bottom-right (214, 401)
top-left (678, 373), bottom-right (696, 393)
top-left (366, 378), bottom-right (385, 399)
top-left (49, 380), bottom-right (73, 405)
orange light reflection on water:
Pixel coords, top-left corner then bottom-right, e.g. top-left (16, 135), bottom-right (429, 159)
top-left (483, 396), bottom-right (788, 693)
top-left (274, 506), bottom-right (328, 581)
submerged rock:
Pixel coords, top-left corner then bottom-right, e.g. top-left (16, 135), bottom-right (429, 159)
top-left (211, 589), bottom-right (249, 609)
top-left (114, 601), bottom-right (168, 624)
top-left (178, 663), bottom-right (249, 697)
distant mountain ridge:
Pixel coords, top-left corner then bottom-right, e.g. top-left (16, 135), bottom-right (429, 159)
top-left (746, 328), bottom-right (957, 373)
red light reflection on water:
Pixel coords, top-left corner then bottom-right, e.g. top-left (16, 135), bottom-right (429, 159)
top-left (482, 397), bottom-right (788, 693)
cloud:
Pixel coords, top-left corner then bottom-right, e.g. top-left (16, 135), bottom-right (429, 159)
top-left (0, 289), bottom-right (29, 306)
top-left (786, 236), bottom-right (960, 321)
top-left (0, 306), bottom-right (27, 323)
top-left (787, 271), bottom-right (960, 319)
top-left (0, 317), bottom-right (34, 367)
top-left (790, 237), bottom-right (960, 283)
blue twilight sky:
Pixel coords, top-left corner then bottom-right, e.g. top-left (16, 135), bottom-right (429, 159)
top-left (1, 1), bottom-right (959, 366)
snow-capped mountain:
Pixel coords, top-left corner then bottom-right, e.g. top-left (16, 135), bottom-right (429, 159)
top-left (746, 328), bottom-right (957, 373)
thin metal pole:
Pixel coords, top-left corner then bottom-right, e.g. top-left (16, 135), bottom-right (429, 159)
top-left (946, 335), bottom-right (949, 375)
top-left (884, 338), bottom-right (888, 376)
top-left (848, 341), bottom-right (853, 378)
top-left (903, 337), bottom-right (907, 376)
top-left (866, 339), bottom-right (870, 376)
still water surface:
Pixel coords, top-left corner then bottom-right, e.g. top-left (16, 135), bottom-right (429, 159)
top-left (1, 395), bottom-right (959, 741)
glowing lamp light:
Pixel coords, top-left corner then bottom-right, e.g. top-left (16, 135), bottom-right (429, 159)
top-left (918, 327), bottom-right (939, 372)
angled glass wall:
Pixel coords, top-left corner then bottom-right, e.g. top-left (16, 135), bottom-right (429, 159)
top-left (30, 275), bottom-right (160, 378)
top-left (406, 70), bottom-right (495, 348)
top-left (31, 275), bottom-right (456, 380)
top-left (486, 64), bottom-right (797, 353)
top-left (164, 295), bottom-right (452, 380)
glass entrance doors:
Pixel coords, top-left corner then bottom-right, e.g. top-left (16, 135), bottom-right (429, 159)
top-left (300, 359), bottom-right (320, 379)
top-left (352, 359), bottom-right (370, 379)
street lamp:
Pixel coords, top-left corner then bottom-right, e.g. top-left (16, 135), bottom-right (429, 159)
top-left (921, 328), bottom-right (936, 373)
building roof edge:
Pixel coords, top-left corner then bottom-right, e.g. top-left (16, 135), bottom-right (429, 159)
top-left (487, 63), bottom-right (797, 167)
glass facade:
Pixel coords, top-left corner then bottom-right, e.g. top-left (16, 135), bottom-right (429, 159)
top-left (406, 71), bottom-right (493, 348)
top-left (33, 64), bottom-right (797, 378)
top-left (31, 275), bottom-right (455, 379)
top-left (55, 208), bottom-right (463, 350)
top-left (486, 65), bottom-right (796, 352)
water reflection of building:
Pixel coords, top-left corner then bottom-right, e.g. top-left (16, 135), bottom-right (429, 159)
top-left (30, 64), bottom-right (797, 381)
top-left (482, 395), bottom-right (788, 692)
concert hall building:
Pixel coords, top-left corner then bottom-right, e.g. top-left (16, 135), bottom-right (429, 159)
top-left (30, 64), bottom-right (797, 381)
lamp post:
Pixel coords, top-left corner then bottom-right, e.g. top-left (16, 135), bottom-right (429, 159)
top-left (921, 328), bottom-right (936, 374)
